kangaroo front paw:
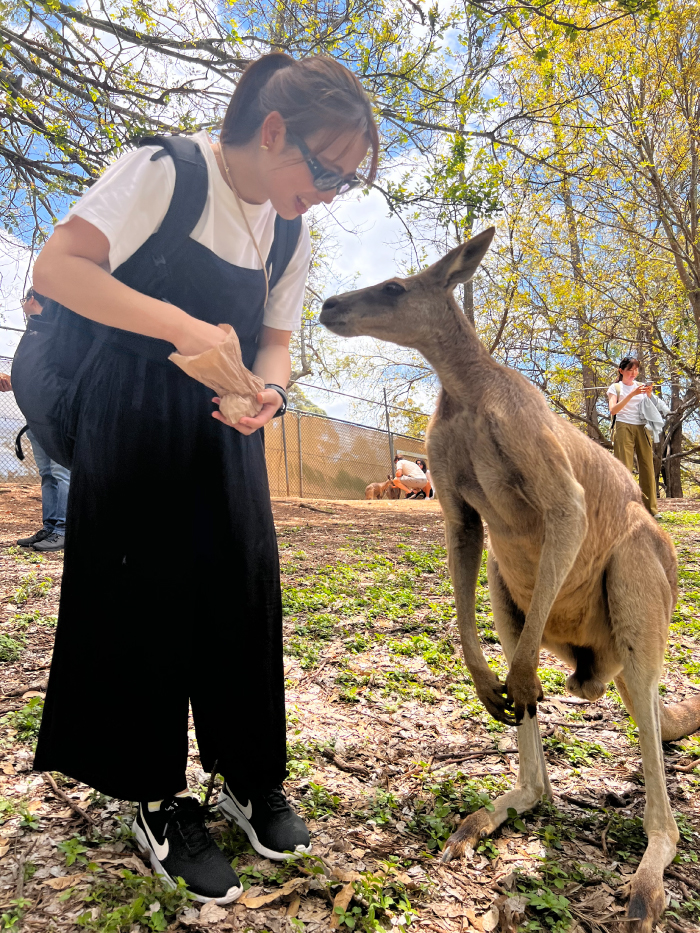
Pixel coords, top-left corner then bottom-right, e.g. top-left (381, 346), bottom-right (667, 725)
top-left (473, 670), bottom-right (517, 726)
top-left (505, 667), bottom-right (543, 724)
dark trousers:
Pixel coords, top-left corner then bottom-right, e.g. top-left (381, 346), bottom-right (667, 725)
top-left (33, 345), bottom-right (287, 801)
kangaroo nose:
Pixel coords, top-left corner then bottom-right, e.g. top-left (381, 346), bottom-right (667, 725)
top-left (322, 297), bottom-right (339, 311)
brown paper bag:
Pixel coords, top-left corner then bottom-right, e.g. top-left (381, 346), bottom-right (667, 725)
top-left (169, 324), bottom-right (264, 423)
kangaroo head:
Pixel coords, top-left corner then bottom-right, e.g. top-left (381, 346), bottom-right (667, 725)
top-left (320, 228), bottom-right (495, 348)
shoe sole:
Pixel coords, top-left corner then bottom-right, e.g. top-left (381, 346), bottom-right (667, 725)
top-left (132, 819), bottom-right (243, 905)
top-left (217, 791), bottom-right (312, 862)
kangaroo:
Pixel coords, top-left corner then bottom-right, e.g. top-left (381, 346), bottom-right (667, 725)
top-left (365, 477), bottom-right (401, 500)
top-left (320, 228), bottom-right (700, 933)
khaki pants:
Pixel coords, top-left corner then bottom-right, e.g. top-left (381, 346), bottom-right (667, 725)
top-left (613, 421), bottom-right (657, 515)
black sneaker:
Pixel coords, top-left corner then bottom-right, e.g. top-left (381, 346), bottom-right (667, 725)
top-left (218, 782), bottom-right (311, 861)
top-left (33, 533), bottom-right (65, 552)
top-left (17, 528), bottom-right (51, 547)
top-left (133, 796), bottom-right (243, 904)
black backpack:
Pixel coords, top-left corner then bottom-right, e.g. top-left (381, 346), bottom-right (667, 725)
top-left (12, 135), bottom-right (301, 469)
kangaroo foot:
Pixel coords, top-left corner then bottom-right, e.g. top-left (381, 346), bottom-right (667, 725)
top-left (566, 672), bottom-right (605, 701)
top-left (623, 867), bottom-right (666, 933)
top-left (441, 807), bottom-right (494, 863)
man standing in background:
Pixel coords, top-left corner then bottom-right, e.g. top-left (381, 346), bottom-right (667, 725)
top-left (0, 288), bottom-right (70, 551)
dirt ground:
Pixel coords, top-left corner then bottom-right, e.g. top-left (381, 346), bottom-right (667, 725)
top-left (1, 486), bottom-right (699, 933)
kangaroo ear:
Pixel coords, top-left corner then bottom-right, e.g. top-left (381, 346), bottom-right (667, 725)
top-left (428, 227), bottom-right (495, 291)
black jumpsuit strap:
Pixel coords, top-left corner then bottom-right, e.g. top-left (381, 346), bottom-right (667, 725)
top-left (113, 136), bottom-right (209, 291)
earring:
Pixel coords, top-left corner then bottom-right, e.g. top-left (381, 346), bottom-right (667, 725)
top-left (260, 144), bottom-right (269, 150)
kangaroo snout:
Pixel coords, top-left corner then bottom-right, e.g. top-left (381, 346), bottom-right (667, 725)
top-left (319, 296), bottom-right (349, 333)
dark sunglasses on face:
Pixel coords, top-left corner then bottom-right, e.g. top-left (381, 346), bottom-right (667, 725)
top-left (287, 132), bottom-right (362, 195)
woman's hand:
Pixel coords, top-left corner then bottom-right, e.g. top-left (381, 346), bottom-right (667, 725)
top-left (212, 387), bottom-right (283, 435)
top-left (173, 319), bottom-right (228, 357)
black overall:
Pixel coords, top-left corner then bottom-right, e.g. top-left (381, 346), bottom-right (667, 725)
top-left (33, 142), bottom-right (295, 802)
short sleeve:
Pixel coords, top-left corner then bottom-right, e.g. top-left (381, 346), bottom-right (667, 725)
top-left (606, 383), bottom-right (617, 399)
top-left (263, 220), bottom-right (311, 331)
top-left (57, 146), bottom-right (176, 273)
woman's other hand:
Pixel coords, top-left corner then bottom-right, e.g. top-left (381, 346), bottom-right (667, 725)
top-left (212, 387), bottom-right (283, 435)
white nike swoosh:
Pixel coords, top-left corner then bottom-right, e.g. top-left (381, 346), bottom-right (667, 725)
top-left (141, 806), bottom-right (169, 861)
top-left (231, 793), bottom-right (252, 820)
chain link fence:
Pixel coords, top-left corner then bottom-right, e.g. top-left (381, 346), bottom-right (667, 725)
top-left (0, 357), bottom-right (39, 483)
top-left (0, 357), bottom-right (426, 498)
top-left (266, 410), bottom-right (426, 499)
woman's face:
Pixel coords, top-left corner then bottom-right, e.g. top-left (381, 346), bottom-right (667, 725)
top-left (262, 116), bottom-right (370, 220)
top-left (621, 364), bottom-right (639, 384)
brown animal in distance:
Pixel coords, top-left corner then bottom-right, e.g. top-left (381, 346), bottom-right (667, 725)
top-left (365, 477), bottom-right (401, 500)
top-left (320, 228), bottom-right (700, 933)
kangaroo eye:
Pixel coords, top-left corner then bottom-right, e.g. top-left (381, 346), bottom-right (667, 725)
top-left (383, 281), bottom-right (406, 297)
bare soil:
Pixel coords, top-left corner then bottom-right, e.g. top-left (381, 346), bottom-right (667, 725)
top-left (1, 487), bottom-right (699, 933)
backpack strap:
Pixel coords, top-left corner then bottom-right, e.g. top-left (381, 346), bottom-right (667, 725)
top-left (15, 424), bottom-right (29, 461)
top-left (112, 135), bottom-right (208, 290)
top-left (266, 215), bottom-right (302, 294)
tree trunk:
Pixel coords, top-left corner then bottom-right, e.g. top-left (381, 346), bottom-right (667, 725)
top-left (560, 175), bottom-right (601, 440)
top-left (463, 280), bottom-right (474, 326)
top-left (663, 376), bottom-right (683, 499)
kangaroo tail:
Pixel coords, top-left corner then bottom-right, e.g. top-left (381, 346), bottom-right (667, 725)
top-left (660, 694), bottom-right (700, 742)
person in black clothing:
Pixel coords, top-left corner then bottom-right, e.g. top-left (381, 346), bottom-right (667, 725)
top-left (30, 54), bottom-right (378, 904)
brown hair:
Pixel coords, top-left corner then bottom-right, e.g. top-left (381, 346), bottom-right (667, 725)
top-left (617, 356), bottom-right (640, 382)
top-left (221, 53), bottom-right (379, 182)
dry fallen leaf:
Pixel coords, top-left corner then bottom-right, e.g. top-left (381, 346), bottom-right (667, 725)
top-left (331, 867), bottom-right (360, 883)
top-left (431, 903), bottom-right (465, 919)
top-left (330, 882), bottom-right (355, 929)
top-left (0, 845), bottom-right (10, 859)
top-left (118, 855), bottom-right (151, 876)
top-left (239, 877), bottom-right (308, 909)
top-left (482, 905), bottom-right (500, 932)
top-left (198, 901), bottom-right (228, 923)
top-left (22, 691), bottom-right (45, 699)
top-left (25, 799), bottom-right (43, 813)
top-left (287, 895), bottom-right (301, 918)
top-left (43, 873), bottom-right (86, 890)
top-left (2, 762), bottom-right (15, 775)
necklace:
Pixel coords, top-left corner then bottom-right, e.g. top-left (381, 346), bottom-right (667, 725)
top-left (218, 142), bottom-right (270, 306)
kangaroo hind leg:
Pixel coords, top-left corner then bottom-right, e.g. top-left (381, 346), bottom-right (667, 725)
top-left (609, 536), bottom-right (678, 933)
top-left (443, 552), bottom-right (552, 862)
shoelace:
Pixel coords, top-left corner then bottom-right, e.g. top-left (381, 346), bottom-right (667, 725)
top-left (163, 800), bottom-right (214, 857)
top-left (262, 786), bottom-right (290, 814)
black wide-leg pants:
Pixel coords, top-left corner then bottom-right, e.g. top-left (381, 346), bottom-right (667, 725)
top-left (33, 342), bottom-right (287, 801)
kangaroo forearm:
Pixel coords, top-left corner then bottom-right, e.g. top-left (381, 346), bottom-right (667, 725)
top-left (446, 518), bottom-right (491, 674)
top-left (513, 499), bottom-right (587, 669)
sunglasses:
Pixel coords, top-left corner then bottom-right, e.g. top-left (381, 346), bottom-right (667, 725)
top-left (287, 132), bottom-right (362, 195)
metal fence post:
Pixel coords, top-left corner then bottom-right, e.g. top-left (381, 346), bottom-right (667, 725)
top-left (383, 388), bottom-right (394, 472)
top-left (281, 415), bottom-right (290, 497)
top-left (297, 411), bottom-right (304, 498)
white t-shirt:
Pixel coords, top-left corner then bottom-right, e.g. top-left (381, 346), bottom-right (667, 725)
top-left (57, 130), bottom-right (311, 331)
top-left (607, 381), bottom-right (645, 425)
top-left (396, 459), bottom-right (426, 480)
